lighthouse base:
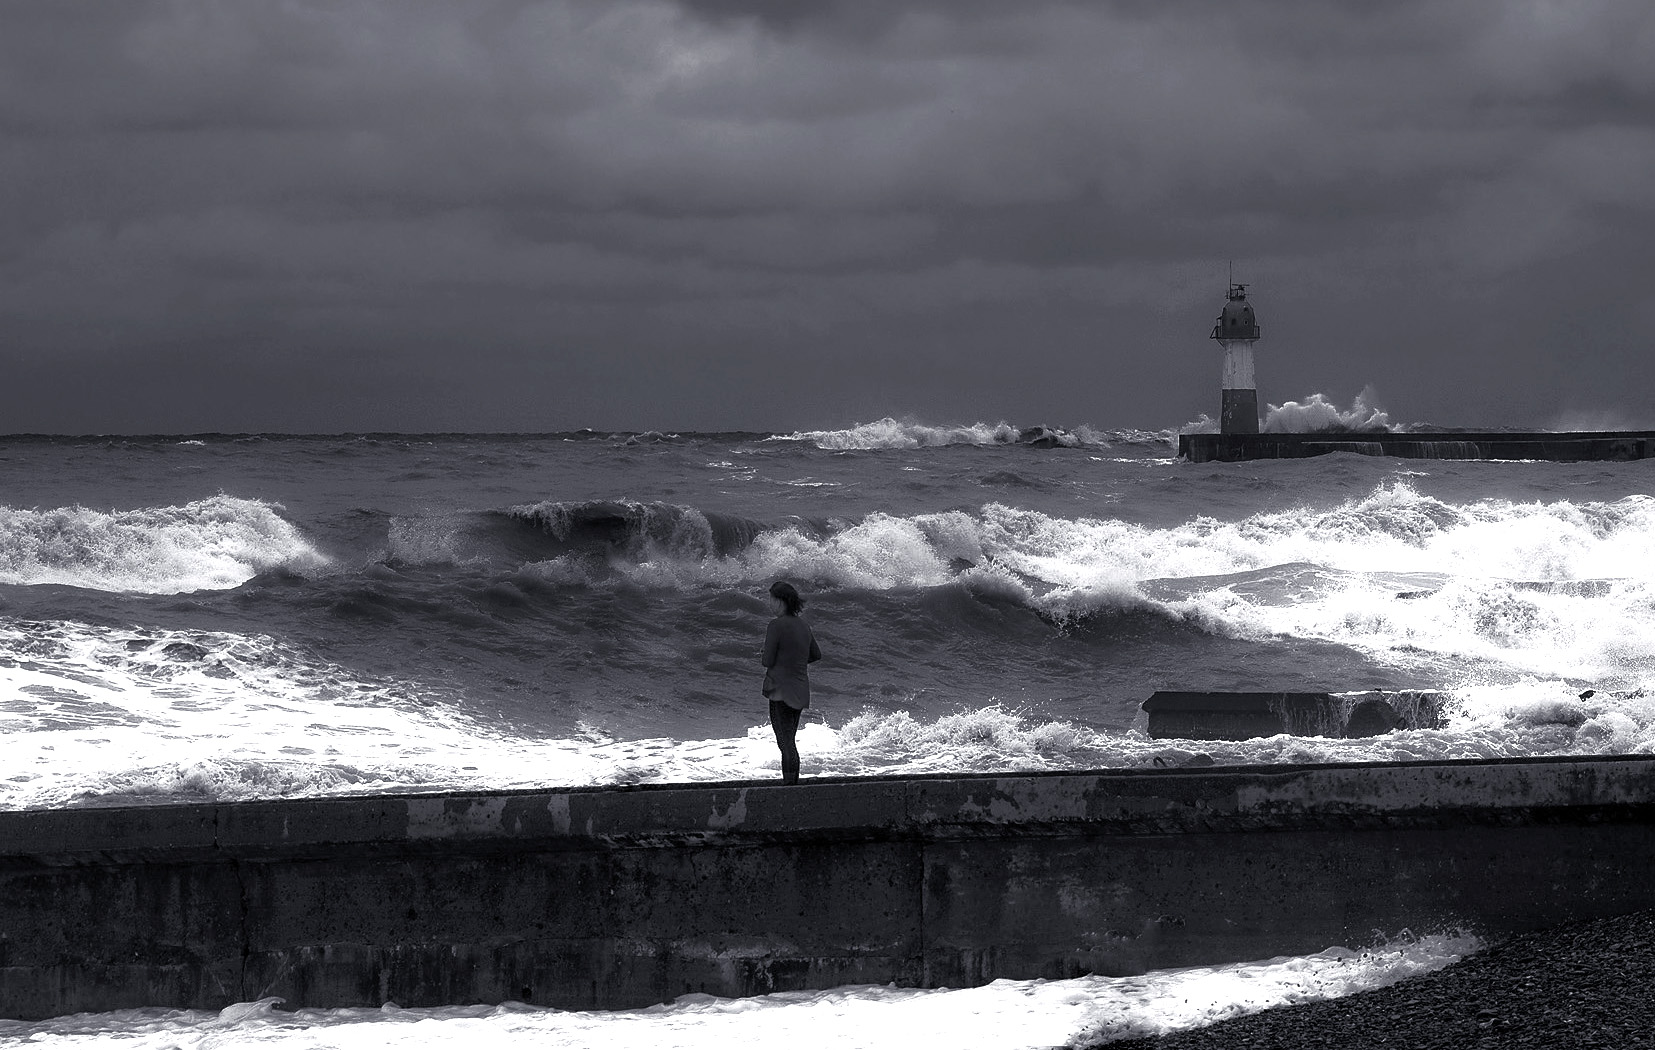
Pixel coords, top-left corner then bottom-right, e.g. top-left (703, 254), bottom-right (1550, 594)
top-left (1221, 388), bottom-right (1259, 435)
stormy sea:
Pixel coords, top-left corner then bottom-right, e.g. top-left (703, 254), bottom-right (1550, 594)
top-left (4, 410), bottom-right (1652, 1046)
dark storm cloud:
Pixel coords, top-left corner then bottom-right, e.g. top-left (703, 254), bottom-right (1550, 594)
top-left (1, 0), bottom-right (1652, 431)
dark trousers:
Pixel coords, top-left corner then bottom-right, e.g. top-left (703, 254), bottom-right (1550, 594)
top-left (769, 700), bottom-right (802, 784)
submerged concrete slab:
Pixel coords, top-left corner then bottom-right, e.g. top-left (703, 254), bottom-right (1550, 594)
top-left (3, 756), bottom-right (1655, 1019)
top-left (1142, 690), bottom-right (1446, 740)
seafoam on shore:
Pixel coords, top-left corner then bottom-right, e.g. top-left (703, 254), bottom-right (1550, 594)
top-left (0, 933), bottom-right (1473, 1048)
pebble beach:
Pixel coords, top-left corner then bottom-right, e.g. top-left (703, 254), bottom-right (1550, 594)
top-left (1097, 909), bottom-right (1655, 1049)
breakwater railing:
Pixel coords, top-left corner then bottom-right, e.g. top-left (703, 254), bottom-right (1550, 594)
top-left (4, 757), bottom-right (1655, 1020)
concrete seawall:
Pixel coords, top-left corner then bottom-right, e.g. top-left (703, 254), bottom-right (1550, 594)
top-left (5, 756), bottom-right (1655, 1020)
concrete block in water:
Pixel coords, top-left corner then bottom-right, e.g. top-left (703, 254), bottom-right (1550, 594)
top-left (1142, 690), bottom-right (1445, 740)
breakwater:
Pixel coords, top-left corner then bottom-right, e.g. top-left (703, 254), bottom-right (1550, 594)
top-left (1178, 430), bottom-right (1655, 463)
top-left (5, 757), bottom-right (1655, 1021)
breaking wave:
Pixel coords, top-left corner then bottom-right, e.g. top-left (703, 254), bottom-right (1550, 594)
top-left (806, 686), bottom-right (1655, 776)
top-left (770, 418), bottom-right (1129, 451)
top-left (505, 499), bottom-right (771, 559)
top-left (1182, 390), bottom-right (1397, 435)
top-left (1264, 390), bottom-right (1394, 433)
top-left (0, 496), bottom-right (327, 594)
top-left (707, 483), bottom-right (1646, 685)
top-left (369, 481), bottom-right (1655, 688)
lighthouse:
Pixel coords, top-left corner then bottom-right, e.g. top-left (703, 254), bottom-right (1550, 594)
top-left (1211, 282), bottom-right (1260, 434)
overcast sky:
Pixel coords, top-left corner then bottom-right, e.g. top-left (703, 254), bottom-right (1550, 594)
top-left (3, 1), bottom-right (1653, 432)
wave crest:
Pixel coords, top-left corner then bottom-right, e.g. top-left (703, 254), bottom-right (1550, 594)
top-left (505, 499), bottom-right (767, 560)
top-left (546, 482), bottom-right (1655, 683)
top-left (308, 481), bottom-right (1655, 689)
top-left (774, 418), bottom-right (1099, 451)
top-left (1264, 390), bottom-right (1394, 433)
top-left (0, 496), bottom-right (326, 594)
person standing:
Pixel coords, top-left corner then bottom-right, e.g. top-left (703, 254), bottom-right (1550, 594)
top-left (761, 580), bottom-right (821, 785)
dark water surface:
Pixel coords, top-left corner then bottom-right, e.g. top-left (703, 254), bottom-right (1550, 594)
top-left (2, 421), bottom-right (1653, 809)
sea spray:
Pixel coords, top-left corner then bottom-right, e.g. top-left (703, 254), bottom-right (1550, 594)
top-left (768, 418), bottom-right (1176, 451)
top-left (777, 418), bottom-right (1035, 450)
top-left (1263, 389), bottom-right (1393, 433)
top-left (0, 496), bottom-right (326, 593)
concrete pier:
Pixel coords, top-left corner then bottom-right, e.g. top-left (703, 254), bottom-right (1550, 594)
top-left (4, 758), bottom-right (1655, 1020)
top-left (1179, 431), bottom-right (1655, 463)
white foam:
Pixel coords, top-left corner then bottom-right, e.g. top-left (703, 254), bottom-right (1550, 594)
top-left (771, 418), bottom-right (1120, 451)
top-left (795, 691), bottom-right (1655, 774)
top-left (592, 481), bottom-right (1655, 685)
top-left (0, 496), bottom-right (326, 593)
top-left (0, 933), bottom-right (1476, 1046)
top-left (5, 616), bottom-right (1654, 812)
top-left (1122, 483), bottom-right (1655, 684)
top-left (1263, 390), bottom-right (1393, 433)
top-left (775, 418), bottom-right (1026, 450)
top-left (0, 616), bottom-right (880, 809)
top-left (0, 618), bottom-right (610, 810)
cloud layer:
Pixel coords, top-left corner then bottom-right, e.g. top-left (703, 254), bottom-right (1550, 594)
top-left (3, 0), bottom-right (1653, 431)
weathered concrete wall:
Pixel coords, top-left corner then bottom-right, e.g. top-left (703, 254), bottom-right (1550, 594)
top-left (5, 756), bottom-right (1655, 1020)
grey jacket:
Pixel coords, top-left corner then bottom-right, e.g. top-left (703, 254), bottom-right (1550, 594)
top-left (762, 614), bottom-right (821, 710)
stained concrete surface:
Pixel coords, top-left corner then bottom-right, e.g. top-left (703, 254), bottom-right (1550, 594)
top-left (4, 757), bottom-right (1655, 1020)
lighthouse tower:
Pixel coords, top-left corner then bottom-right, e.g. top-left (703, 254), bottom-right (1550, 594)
top-left (1211, 283), bottom-right (1261, 434)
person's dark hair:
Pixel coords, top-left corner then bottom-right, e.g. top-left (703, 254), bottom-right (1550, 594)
top-left (769, 580), bottom-right (804, 615)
